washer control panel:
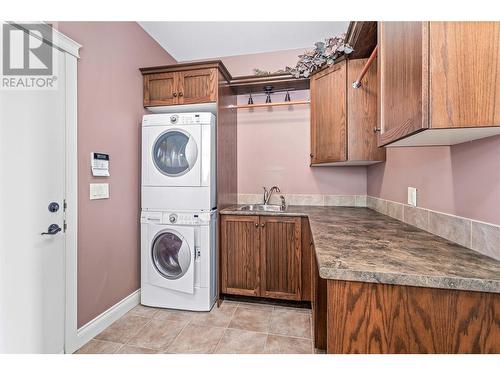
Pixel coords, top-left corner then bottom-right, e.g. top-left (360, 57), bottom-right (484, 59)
top-left (141, 211), bottom-right (212, 225)
top-left (161, 212), bottom-right (211, 225)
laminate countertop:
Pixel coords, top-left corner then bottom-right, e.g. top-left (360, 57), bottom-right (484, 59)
top-left (220, 205), bottom-right (500, 294)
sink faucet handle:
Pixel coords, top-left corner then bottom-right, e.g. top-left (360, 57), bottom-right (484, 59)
top-left (262, 186), bottom-right (268, 204)
top-left (280, 195), bottom-right (286, 208)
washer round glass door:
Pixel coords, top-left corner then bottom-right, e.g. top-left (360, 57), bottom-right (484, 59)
top-left (152, 130), bottom-right (198, 177)
top-left (151, 230), bottom-right (191, 280)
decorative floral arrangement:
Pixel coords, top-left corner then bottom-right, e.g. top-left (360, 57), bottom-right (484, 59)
top-left (285, 34), bottom-right (353, 78)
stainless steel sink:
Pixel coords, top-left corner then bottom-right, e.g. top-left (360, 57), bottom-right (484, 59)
top-left (238, 204), bottom-right (286, 212)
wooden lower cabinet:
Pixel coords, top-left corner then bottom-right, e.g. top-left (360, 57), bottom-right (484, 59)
top-left (260, 216), bottom-right (302, 300)
top-left (323, 280), bottom-right (500, 353)
top-left (220, 214), bottom-right (309, 302)
top-left (220, 215), bottom-right (260, 296)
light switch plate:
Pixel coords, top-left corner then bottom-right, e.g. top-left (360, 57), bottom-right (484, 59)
top-left (90, 183), bottom-right (109, 200)
top-left (408, 187), bottom-right (417, 207)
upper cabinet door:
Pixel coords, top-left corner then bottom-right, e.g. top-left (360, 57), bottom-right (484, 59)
top-left (260, 216), bottom-right (302, 301)
top-left (310, 61), bottom-right (347, 164)
top-left (378, 22), bottom-right (429, 146)
top-left (221, 215), bottom-right (260, 297)
top-left (177, 68), bottom-right (218, 105)
top-left (429, 22), bottom-right (500, 128)
top-left (143, 72), bottom-right (179, 106)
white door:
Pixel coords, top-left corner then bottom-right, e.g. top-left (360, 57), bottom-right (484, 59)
top-left (0, 45), bottom-right (66, 352)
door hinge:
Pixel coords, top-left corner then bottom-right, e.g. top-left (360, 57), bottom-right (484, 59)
top-left (63, 220), bottom-right (67, 232)
top-left (63, 199), bottom-right (67, 212)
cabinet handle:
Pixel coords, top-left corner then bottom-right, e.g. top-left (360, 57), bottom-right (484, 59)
top-left (178, 92), bottom-right (183, 97)
top-left (173, 92), bottom-right (177, 97)
top-left (310, 153), bottom-right (314, 158)
top-left (373, 127), bottom-right (381, 133)
top-left (260, 223), bottom-right (265, 227)
top-left (255, 223), bottom-right (259, 227)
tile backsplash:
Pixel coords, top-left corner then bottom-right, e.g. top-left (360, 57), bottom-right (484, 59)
top-left (367, 196), bottom-right (500, 261)
top-left (237, 193), bottom-right (500, 261)
top-left (237, 193), bottom-right (366, 207)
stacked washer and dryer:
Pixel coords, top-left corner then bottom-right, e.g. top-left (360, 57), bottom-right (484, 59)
top-left (140, 112), bottom-right (217, 311)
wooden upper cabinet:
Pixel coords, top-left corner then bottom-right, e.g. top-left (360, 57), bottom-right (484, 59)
top-left (348, 58), bottom-right (386, 162)
top-left (220, 215), bottom-right (260, 297)
top-left (310, 61), bottom-right (347, 164)
top-left (310, 58), bottom-right (385, 165)
top-left (260, 216), bottom-right (302, 301)
top-left (378, 22), bottom-right (428, 146)
top-left (430, 22), bottom-right (500, 128)
top-left (378, 21), bottom-right (500, 147)
top-left (143, 72), bottom-right (178, 106)
top-left (141, 61), bottom-right (229, 107)
top-left (177, 68), bottom-right (217, 104)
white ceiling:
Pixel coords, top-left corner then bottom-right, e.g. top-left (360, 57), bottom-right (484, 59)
top-left (138, 22), bottom-right (349, 61)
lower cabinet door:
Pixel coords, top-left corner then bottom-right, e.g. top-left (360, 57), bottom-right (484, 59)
top-left (221, 215), bottom-right (260, 296)
top-left (260, 216), bottom-right (302, 300)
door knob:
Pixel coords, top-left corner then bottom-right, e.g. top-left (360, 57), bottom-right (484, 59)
top-left (48, 202), bottom-right (59, 212)
top-left (41, 224), bottom-right (62, 235)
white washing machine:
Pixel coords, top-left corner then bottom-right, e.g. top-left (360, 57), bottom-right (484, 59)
top-left (140, 210), bottom-right (217, 311)
top-left (141, 112), bottom-right (216, 211)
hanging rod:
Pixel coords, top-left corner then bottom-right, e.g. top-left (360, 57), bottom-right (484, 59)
top-left (352, 45), bottom-right (378, 88)
top-left (229, 100), bottom-right (310, 110)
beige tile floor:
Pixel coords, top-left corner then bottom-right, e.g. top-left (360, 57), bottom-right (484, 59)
top-left (76, 300), bottom-right (314, 354)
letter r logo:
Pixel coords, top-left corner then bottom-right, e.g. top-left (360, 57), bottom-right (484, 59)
top-left (2, 23), bottom-right (53, 76)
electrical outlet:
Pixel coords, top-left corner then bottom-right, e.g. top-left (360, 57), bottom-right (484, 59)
top-left (407, 187), bottom-right (417, 207)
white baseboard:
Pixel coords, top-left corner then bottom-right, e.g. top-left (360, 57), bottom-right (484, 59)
top-left (65, 289), bottom-right (140, 353)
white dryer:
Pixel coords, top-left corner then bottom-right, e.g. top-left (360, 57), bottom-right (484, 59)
top-left (140, 210), bottom-right (217, 311)
top-left (141, 112), bottom-right (216, 211)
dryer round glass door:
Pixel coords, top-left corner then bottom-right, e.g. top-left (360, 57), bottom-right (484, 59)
top-left (151, 230), bottom-right (191, 280)
top-left (152, 130), bottom-right (198, 177)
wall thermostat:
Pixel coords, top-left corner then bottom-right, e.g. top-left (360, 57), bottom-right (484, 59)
top-left (91, 152), bottom-right (110, 177)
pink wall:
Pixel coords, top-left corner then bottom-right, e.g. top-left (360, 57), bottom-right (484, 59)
top-left (57, 22), bottom-right (175, 327)
top-left (221, 48), bottom-right (307, 76)
top-left (367, 135), bottom-right (500, 226)
top-left (221, 49), bottom-right (367, 196)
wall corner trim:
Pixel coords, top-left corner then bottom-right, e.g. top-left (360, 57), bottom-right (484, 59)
top-left (65, 289), bottom-right (140, 354)
top-left (7, 22), bottom-right (82, 58)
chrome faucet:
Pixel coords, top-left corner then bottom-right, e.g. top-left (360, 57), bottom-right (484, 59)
top-left (263, 186), bottom-right (280, 205)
